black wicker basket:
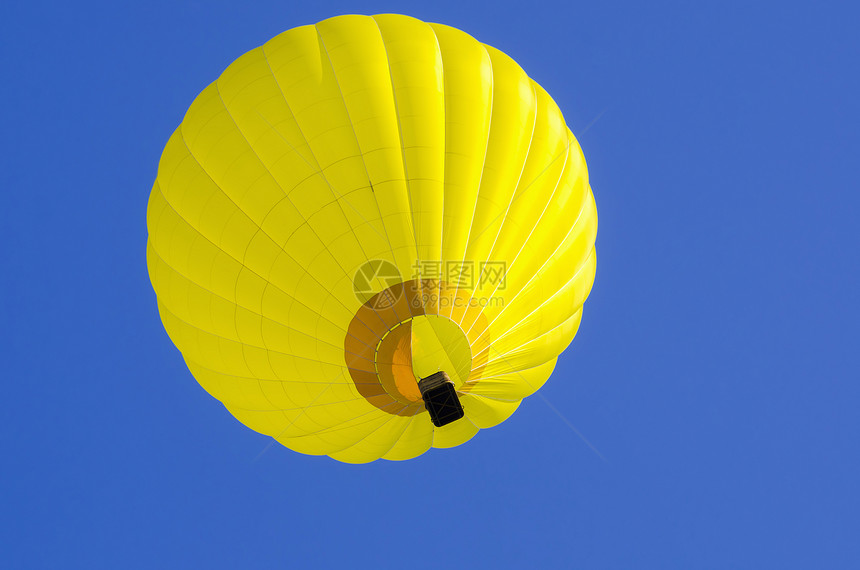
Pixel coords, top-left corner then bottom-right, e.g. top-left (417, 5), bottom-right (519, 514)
top-left (418, 371), bottom-right (465, 427)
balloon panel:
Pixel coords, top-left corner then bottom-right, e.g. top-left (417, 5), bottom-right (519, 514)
top-left (147, 14), bottom-right (597, 462)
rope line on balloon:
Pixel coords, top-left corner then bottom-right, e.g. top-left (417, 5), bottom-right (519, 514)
top-left (576, 108), bottom-right (608, 138)
top-left (483, 343), bottom-right (607, 462)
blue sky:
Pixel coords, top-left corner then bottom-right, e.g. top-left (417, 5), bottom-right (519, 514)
top-left (2, 0), bottom-right (858, 568)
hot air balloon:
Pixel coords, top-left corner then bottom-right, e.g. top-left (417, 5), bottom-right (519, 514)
top-left (147, 14), bottom-right (597, 462)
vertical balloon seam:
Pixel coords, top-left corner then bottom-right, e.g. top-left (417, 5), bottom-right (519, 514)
top-left (456, 81), bottom-right (539, 328)
top-left (414, 21), bottom-right (455, 384)
top-left (446, 41), bottom-right (494, 331)
top-left (430, 24), bottom-right (493, 326)
top-left (466, 127), bottom-right (573, 316)
top-left (311, 23), bottom-right (405, 300)
top-left (403, 22), bottom-right (487, 447)
top-left (444, 47), bottom-right (536, 407)
top-left (459, 137), bottom-right (581, 398)
top-left (428, 23), bottom-right (448, 331)
top-left (426, 38), bottom-right (496, 440)
top-left (325, 18), bottom-right (434, 451)
top-left (377, 17), bottom-right (463, 453)
top-left (476, 150), bottom-right (590, 335)
top-left (475, 153), bottom-right (590, 343)
top-left (310, 21), bottom-right (412, 444)
top-left (370, 17), bottom-right (433, 451)
top-left (463, 135), bottom-right (573, 343)
top-left (481, 204), bottom-right (595, 356)
top-left (369, 16), bottom-right (423, 298)
top-left (422, 25), bottom-right (492, 447)
top-left (340, 18), bottom-right (445, 454)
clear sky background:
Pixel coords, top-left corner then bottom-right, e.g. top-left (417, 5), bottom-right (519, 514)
top-left (2, 1), bottom-right (858, 568)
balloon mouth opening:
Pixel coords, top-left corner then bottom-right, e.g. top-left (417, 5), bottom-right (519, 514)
top-left (374, 314), bottom-right (472, 404)
top-left (344, 279), bottom-right (491, 417)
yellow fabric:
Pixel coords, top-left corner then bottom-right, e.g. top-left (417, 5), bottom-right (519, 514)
top-left (410, 315), bottom-right (472, 386)
top-left (147, 14), bottom-right (597, 463)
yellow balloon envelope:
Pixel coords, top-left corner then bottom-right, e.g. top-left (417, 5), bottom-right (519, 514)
top-left (147, 14), bottom-right (597, 462)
